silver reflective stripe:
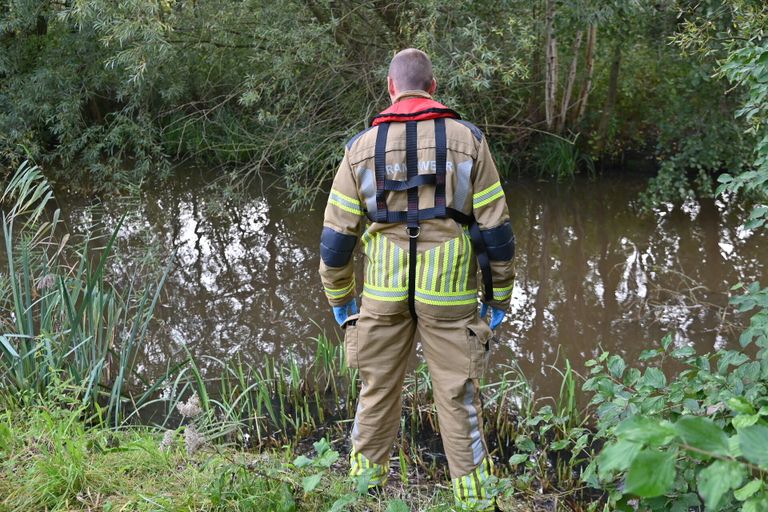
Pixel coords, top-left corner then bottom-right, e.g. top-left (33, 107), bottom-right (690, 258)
top-left (363, 284), bottom-right (408, 299)
top-left (452, 160), bottom-right (473, 212)
top-left (355, 166), bottom-right (378, 218)
top-left (352, 379), bottom-right (367, 445)
top-left (463, 380), bottom-right (485, 465)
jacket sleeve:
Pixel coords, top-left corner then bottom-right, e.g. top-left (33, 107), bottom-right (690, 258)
top-left (471, 136), bottom-right (516, 309)
top-left (319, 148), bottom-right (366, 306)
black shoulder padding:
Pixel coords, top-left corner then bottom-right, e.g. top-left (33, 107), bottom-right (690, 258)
top-left (456, 120), bottom-right (484, 142)
top-left (320, 227), bottom-right (357, 267)
top-left (345, 126), bottom-right (374, 150)
top-left (480, 221), bottom-right (515, 261)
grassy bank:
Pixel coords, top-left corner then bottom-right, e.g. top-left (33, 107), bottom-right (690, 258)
top-left (0, 397), bottom-right (524, 511)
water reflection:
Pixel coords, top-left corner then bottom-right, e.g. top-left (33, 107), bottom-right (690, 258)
top-left (56, 172), bottom-right (767, 397)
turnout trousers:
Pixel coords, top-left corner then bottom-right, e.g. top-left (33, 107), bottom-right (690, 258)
top-left (344, 303), bottom-right (495, 510)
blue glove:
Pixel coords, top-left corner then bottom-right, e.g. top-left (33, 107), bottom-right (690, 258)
top-left (332, 298), bottom-right (359, 326)
top-left (480, 303), bottom-right (506, 330)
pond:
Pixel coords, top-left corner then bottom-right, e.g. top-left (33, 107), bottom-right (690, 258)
top-left (55, 170), bottom-right (768, 399)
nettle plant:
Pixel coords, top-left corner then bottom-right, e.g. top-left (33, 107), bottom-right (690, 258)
top-left (581, 284), bottom-right (768, 511)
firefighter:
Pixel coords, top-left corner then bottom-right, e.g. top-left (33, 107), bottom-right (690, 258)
top-left (319, 48), bottom-right (515, 511)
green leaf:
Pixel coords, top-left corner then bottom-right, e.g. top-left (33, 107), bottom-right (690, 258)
top-left (728, 397), bottom-right (756, 415)
top-left (329, 494), bottom-right (357, 512)
top-left (293, 455), bottom-right (313, 468)
top-left (509, 453), bottom-right (528, 466)
top-left (597, 439), bottom-right (642, 478)
top-left (302, 473), bottom-right (323, 493)
top-left (674, 416), bottom-right (729, 456)
top-left (313, 438), bottom-right (331, 456)
top-left (698, 460), bottom-right (746, 510)
top-left (0, 336), bottom-right (19, 359)
top-left (608, 355), bottom-right (626, 378)
top-left (743, 496), bottom-right (768, 512)
top-left (385, 499), bottom-right (410, 512)
top-left (734, 479), bottom-right (763, 501)
top-left (315, 448), bottom-right (340, 468)
top-left (739, 424), bottom-right (768, 467)
top-left (515, 435), bottom-right (535, 452)
top-left (624, 449), bottom-right (676, 498)
top-left (641, 367), bottom-right (666, 389)
top-left (732, 414), bottom-right (760, 429)
top-left (277, 483), bottom-right (297, 512)
top-left (616, 416), bottom-right (675, 446)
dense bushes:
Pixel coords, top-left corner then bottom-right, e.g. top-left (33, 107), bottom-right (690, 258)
top-left (0, 1), bottom-right (761, 206)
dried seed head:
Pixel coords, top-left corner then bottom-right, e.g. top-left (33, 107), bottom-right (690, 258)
top-left (36, 274), bottom-right (55, 291)
top-left (160, 429), bottom-right (175, 451)
top-left (177, 392), bottom-right (202, 418)
top-left (184, 425), bottom-right (205, 456)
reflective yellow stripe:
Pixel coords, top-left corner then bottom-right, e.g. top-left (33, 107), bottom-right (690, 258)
top-left (324, 280), bottom-right (355, 298)
top-left (492, 284), bottom-right (513, 301)
top-left (329, 198), bottom-right (364, 216)
top-left (473, 181), bottom-right (504, 209)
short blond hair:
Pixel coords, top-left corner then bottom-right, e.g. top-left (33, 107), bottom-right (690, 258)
top-left (388, 48), bottom-right (434, 92)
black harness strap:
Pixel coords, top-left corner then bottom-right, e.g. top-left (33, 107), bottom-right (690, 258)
top-left (434, 118), bottom-right (447, 219)
top-left (383, 174), bottom-right (435, 191)
top-left (405, 121), bottom-right (419, 320)
top-left (369, 118), bottom-right (496, 313)
top-left (469, 222), bottom-right (494, 301)
top-left (374, 123), bottom-right (390, 223)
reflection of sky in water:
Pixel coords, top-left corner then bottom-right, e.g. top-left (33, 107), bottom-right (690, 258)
top-left (54, 172), bottom-right (768, 397)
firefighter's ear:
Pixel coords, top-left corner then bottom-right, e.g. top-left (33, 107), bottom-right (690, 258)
top-left (428, 78), bottom-right (437, 95)
top-left (387, 76), bottom-right (397, 102)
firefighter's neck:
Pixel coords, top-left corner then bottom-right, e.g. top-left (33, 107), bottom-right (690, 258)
top-left (387, 77), bottom-right (438, 104)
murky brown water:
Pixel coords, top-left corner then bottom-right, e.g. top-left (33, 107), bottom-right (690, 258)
top-left (54, 170), bottom-right (767, 398)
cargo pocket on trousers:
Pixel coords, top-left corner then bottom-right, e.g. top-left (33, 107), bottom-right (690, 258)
top-left (467, 321), bottom-right (492, 378)
top-left (342, 313), bottom-right (360, 369)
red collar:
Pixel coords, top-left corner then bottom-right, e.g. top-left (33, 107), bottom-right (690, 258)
top-left (371, 97), bottom-right (460, 126)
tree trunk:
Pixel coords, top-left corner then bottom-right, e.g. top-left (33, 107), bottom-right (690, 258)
top-left (597, 43), bottom-right (621, 152)
top-left (544, 0), bottom-right (557, 131)
top-left (575, 24), bottom-right (597, 125)
top-left (556, 29), bottom-right (583, 133)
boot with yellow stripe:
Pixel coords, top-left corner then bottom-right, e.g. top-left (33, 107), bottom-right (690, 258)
top-left (349, 450), bottom-right (389, 491)
top-left (452, 457), bottom-right (496, 511)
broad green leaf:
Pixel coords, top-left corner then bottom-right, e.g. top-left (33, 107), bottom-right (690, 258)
top-left (732, 414), bottom-right (759, 429)
top-left (313, 438), bottom-right (331, 456)
top-left (743, 496), bottom-right (768, 512)
top-left (316, 448), bottom-right (340, 468)
top-left (739, 424), bottom-right (768, 468)
top-left (302, 473), bottom-right (322, 493)
top-left (597, 439), bottom-right (642, 478)
top-left (641, 367), bottom-right (666, 389)
top-left (515, 435), bottom-right (535, 452)
top-left (697, 460), bottom-right (746, 510)
top-left (329, 494), bottom-right (357, 512)
top-left (608, 355), bottom-right (626, 378)
top-left (734, 479), bottom-right (763, 501)
top-left (509, 454), bottom-right (528, 466)
top-left (624, 450), bottom-right (676, 498)
top-left (292, 455), bottom-right (313, 468)
top-left (616, 416), bottom-right (675, 446)
top-left (277, 483), bottom-right (297, 512)
top-left (674, 416), bottom-right (729, 456)
top-left (728, 397), bottom-right (756, 415)
top-left (385, 499), bottom-right (410, 512)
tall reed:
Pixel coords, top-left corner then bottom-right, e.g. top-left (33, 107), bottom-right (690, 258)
top-left (0, 161), bottom-right (174, 426)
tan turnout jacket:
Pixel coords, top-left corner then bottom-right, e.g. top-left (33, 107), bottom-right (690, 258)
top-left (320, 91), bottom-right (515, 319)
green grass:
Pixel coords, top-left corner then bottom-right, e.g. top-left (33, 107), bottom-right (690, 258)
top-left (0, 399), bottom-right (484, 512)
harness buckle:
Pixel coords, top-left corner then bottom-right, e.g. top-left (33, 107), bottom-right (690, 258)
top-left (406, 226), bottom-right (421, 239)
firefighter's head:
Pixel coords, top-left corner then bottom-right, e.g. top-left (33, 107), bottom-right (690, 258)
top-left (388, 48), bottom-right (437, 103)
